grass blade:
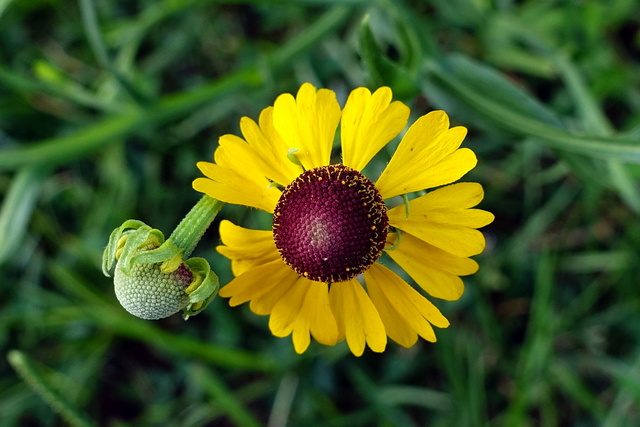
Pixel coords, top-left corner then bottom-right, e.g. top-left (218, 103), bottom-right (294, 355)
top-left (7, 350), bottom-right (95, 427)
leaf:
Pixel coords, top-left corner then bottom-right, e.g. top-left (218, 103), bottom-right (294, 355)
top-left (423, 54), bottom-right (640, 163)
top-left (425, 53), bottom-right (564, 129)
top-left (0, 167), bottom-right (45, 265)
top-left (7, 351), bottom-right (95, 427)
top-left (358, 14), bottom-right (419, 99)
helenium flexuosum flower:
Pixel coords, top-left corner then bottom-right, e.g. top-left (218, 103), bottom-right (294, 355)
top-left (193, 83), bottom-right (494, 355)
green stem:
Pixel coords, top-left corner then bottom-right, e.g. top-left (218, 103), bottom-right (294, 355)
top-left (170, 195), bottom-right (224, 258)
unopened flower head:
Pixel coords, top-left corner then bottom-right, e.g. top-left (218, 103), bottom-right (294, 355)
top-left (103, 219), bottom-right (218, 320)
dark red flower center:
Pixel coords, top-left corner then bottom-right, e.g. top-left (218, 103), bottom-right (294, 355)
top-left (273, 165), bottom-right (388, 283)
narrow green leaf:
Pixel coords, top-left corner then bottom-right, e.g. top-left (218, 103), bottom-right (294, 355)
top-left (424, 55), bottom-right (640, 163)
top-left (553, 53), bottom-right (640, 212)
top-left (78, 0), bottom-right (149, 104)
top-left (192, 365), bottom-right (263, 427)
top-left (358, 14), bottom-right (418, 98)
top-left (550, 361), bottom-right (607, 421)
top-left (606, 161), bottom-right (640, 213)
top-left (505, 253), bottom-right (557, 424)
top-left (0, 167), bottom-right (46, 265)
top-left (425, 53), bottom-right (564, 128)
top-left (0, 0), bottom-right (13, 19)
top-left (7, 350), bottom-right (95, 427)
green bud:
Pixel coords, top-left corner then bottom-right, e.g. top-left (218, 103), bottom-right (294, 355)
top-left (102, 196), bottom-right (223, 320)
top-left (114, 258), bottom-right (192, 320)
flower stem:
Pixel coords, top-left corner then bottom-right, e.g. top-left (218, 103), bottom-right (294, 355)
top-left (169, 196), bottom-right (224, 258)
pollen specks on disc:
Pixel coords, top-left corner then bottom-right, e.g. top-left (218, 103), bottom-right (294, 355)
top-left (272, 165), bottom-right (388, 283)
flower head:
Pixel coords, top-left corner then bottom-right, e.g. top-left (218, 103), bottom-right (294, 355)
top-left (193, 83), bottom-right (493, 355)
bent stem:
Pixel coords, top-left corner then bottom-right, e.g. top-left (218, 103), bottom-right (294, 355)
top-left (170, 195), bottom-right (224, 258)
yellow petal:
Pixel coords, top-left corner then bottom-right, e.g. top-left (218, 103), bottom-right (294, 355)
top-left (249, 269), bottom-right (299, 315)
top-left (217, 134), bottom-right (273, 180)
top-left (376, 110), bottom-right (476, 199)
top-left (268, 278), bottom-right (338, 353)
top-left (405, 181), bottom-right (485, 209)
top-left (268, 277), bottom-right (309, 337)
top-left (388, 183), bottom-right (494, 257)
top-left (216, 245), bottom-right (278, 277)
top-left (365, 263), bottom-right (449, 345)
top-left (341, 87), bottom-right (409, 171)
top-left (366, 274), bottom-right (417, 348)
top-left (193, 161), bottom-right (280, 213)
top-left (291, 320), bottom-right (312, 353)
top-left (216, 220), bottom-right (279, 276)
top-left (328, 284), bottom-right (348, 343)
top-left (272, 83), bottom-right (341, 170)
top-left (386, 232), bottom-right (477, 301)
top-left (218, 259), bottom-right (292, 307)
top-left (391, 182), bottom-right (494, 224)
top-left (218, 130), bottom-right (292, 191)
top-left (398, 223), bottom-right (487, 258)
top-left (249, 267), bottom-right (298, 316)
top-left (240, 110), bottom-right (302, 186)
top-left (330, 280), bottom-right (387, 356)
top-left (401, 147), bottom-right (477, 195)
top-left (300, 281), bottom-right (339, 347)
top-left (218, 219), bottom-right (273, 248)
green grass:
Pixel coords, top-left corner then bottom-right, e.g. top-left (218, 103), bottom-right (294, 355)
top-left (1, 0), bottom-right (640, 425)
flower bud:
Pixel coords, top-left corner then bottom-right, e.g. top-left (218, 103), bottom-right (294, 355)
top-left (114, 257), bottom-right (193, 320)
top-left (103, 220), bottom-right (218, 320)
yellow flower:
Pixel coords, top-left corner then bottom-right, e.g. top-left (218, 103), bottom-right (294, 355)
top-left (193, 83), bottom-right (494, 356)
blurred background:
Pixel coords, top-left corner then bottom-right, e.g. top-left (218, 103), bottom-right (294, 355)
top-left (1, 0), bottom-right (640, 425)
